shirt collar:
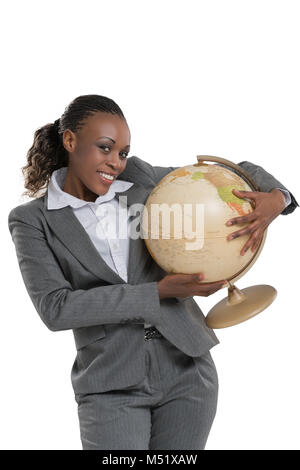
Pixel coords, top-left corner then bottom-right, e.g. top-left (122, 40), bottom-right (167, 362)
top-left (47, 166), bottom-right (134, 210)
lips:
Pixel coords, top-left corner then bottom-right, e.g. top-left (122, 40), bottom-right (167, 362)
top-left (96, 171), bottom-right (115, 185)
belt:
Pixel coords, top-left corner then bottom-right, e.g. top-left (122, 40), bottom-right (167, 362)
top-left (144, 326), bottom-right (163, 340)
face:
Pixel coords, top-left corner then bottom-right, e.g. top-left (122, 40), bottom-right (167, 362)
top-left (62, 112), bottom-right (130, 201)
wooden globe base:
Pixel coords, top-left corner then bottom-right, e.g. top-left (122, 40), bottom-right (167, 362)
top-left (205, 281), bottom-right (277, 329)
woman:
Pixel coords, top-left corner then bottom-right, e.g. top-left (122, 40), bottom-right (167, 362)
top-left (8, 94), bottom-right (298, 450)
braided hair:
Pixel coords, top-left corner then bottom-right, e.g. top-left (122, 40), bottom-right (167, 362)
top-left (21, 94), bottom-right (126, 198)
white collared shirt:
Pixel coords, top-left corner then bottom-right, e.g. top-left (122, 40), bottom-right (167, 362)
top-left (47, 166), bottom-right (153, 328)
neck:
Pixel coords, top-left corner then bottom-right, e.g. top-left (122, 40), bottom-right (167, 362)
top-left (63, 168), bottom-right (98, 202)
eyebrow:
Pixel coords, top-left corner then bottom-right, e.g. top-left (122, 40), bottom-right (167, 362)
top-left (97, 136), bottom-right (130, 148)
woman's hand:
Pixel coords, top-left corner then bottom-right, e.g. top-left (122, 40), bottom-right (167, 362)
top-left (157, 273), bottom-right (226, 299)
top-left (226, 188), bottom-right (286, 255)
top-left (157, 189), bottom-right (286, 299)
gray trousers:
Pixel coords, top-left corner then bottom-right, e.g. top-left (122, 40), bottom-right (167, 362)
top-left (74, 334), bottom-right (219, 450)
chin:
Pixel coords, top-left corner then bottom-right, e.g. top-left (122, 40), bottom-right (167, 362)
top-left (96, 185), bottom-right (110, 195)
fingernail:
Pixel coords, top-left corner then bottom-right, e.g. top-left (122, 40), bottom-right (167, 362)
top-left (226, 221), bottom-right (232, 226)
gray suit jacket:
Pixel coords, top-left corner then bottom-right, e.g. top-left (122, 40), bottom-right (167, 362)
top-left (8, 157), bottom-right (299, 394)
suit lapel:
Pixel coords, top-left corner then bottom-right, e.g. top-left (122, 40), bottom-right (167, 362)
top-left (42, 178), bottom-right (154, 286)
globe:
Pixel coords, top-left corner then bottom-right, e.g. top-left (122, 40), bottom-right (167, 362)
top-left (141, 155), bottom-right (277, 329)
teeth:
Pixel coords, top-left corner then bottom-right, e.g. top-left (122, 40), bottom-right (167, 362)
top-left (98, 172), bottom-right (114, 180)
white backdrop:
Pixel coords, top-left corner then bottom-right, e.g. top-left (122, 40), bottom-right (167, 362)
top-left (1, 0), bottom-right (299, 450)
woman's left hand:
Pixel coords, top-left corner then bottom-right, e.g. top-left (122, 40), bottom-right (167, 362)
top-left (225, 188), bottom-right (286, 256)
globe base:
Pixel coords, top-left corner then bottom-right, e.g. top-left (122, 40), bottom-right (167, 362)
top-left (205, 283), bottom-right (277, 329)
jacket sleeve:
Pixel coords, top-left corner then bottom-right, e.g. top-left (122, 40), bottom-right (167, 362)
top-left (218, 160), bottom-right (299, 216)
top-left (8, 208), bottom-right (161, 332)
top-left (139, 157), bottom-right (299, 216)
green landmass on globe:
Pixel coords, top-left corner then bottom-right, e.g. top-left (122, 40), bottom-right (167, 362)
top-left (142, 162), bottom-right (255, 282)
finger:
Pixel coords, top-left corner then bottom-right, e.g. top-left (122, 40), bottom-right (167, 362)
top-left (251, 233), bottom-right (263, 252)
top-left (199, 289), bottom-right (216, 297)
top-left (227, 224), bottom-right (255, 240)
top-left (226, 212), bottom-right (257, 226)
top-left (240, 229), bottom-right (261, 255)
top-left (251, 242), bottom-right (258, 253)
top-left (240, 238), bottom-right (252, 255)
top-left (194, 273), bottom-right (205, 282)
top-left (232, 189), bottom-right (257, 198)
top-left (232, 190), bottom-right (258, 210)
top-left (199, 280), bottom-right (226, 288)
top-left (205, 287), bottom-right (222, 296)
top-left (197, 283), bottom-right (225, 295)
top-left (174, 273), bottom-right (205, 282)
top-left (209, 286), bottom-right (223, 293)
top-left (197, 281), bottom-right (226, 296)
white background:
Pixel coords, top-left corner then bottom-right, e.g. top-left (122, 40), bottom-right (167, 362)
top-left (1, 0), bottom-right (299, 450)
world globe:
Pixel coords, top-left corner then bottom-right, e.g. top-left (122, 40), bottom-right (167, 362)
top-left (141, 155), bottom-right (277, 329)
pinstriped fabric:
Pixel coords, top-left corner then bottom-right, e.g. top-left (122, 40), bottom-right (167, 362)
top-left (75, 335), bottom-right (218, 450)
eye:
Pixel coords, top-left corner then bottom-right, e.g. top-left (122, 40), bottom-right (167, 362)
top-left (98, 145), bottom-right (128, 159)
top-left (98, 145), bottom-right (110, 153)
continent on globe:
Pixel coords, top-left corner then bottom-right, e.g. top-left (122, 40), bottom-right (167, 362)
top-left (142, 161), bottom-right (255, 282)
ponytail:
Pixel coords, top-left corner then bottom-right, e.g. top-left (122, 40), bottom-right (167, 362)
top-left (21, 118), bottom-right (68, 198)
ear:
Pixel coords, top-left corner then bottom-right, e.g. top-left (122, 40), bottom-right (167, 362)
top-left (62, 129), bottom-right (77, 153)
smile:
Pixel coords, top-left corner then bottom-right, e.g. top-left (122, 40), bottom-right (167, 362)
top-left (96, 171), bottom-right (115, 184)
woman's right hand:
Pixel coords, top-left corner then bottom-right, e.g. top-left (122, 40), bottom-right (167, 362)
top-left (157, 273), bottom-right (226, 299)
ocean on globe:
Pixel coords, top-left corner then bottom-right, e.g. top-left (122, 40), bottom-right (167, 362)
top-left (141, 162), bottom-right (257, 283)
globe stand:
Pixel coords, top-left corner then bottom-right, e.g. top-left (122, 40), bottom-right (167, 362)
top-left (205, 280), bottom-right (277, 328)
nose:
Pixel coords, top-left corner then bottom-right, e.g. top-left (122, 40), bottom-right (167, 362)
top-left (106, 152), bottom-right (123, 172)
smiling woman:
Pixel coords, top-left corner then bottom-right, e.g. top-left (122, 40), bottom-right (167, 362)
top-left (9, 94), bottom-right (221, 450)
top-left (9, 94), bottom-right (299, 451)
top-left (21, 94), bottom-right (131, 201)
